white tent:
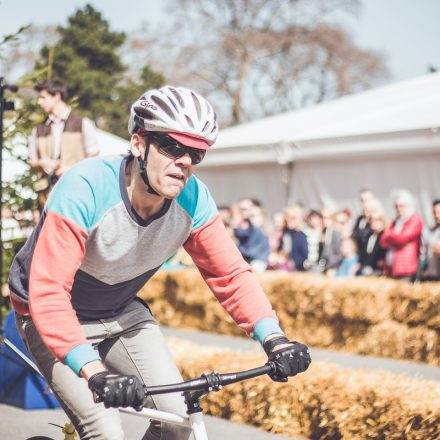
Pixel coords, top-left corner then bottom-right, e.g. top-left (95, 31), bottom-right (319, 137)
top-left (196, 72), bottom-right (440, 222)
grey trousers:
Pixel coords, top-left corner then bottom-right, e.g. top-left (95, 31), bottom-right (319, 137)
top-left (15, 299), bottom-right (191, 440)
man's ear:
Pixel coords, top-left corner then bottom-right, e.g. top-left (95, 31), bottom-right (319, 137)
top-left (130, 133), bottom-right (146, 159)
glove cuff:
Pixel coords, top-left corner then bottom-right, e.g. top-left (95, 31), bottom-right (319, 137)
top-left (263, 335), bottom-right (290, 355)
top-left (88, 371), bottom-right (109, 388)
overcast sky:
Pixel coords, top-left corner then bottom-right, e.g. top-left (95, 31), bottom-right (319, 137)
top-left (1, 0), bottom-right (439, 84)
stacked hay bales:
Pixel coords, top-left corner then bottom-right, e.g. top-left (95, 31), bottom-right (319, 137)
top-left (140, 269), bottom-right (440, 365)
top-left (167, 338), bottom-right (440, 440)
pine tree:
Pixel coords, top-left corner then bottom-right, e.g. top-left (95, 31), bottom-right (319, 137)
top-left (38, 5), bottom-right (125, 128)
top-left (38, 4), bottom-right (165, 138)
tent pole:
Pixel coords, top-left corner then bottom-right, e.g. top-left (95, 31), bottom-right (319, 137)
top-left (284, 161), bottom-right (294, 206)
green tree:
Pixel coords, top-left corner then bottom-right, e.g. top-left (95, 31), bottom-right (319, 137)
top-left (38, 4), bottom-right (125, 129)
top-left (37, 4), bottom-right (165, 138)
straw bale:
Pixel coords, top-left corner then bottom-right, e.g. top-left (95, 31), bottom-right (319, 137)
top-left (166, 337), bottom-right (440, 440)
top-left (357, 320), bottom-right (440, 364)
top-left (139, 269), bottom-right (440, 365)
top-left (388, 282), bottom-right (440, 330)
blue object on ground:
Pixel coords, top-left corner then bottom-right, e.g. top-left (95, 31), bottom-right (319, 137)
top-left (0, 310), bottom-right (60, 409)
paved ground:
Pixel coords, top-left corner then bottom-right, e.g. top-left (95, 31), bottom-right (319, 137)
top-left (0, 403), bottom-right (301, 439)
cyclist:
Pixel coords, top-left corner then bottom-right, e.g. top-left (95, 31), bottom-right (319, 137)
top-left (9, 86), bottom-right (311, 440)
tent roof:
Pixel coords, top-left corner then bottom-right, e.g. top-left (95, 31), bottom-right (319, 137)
top-left (215, 72), bottom-right (440, 149)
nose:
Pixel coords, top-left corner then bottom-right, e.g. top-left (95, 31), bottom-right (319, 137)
top-left (176, 152), bottom-right (193, 166)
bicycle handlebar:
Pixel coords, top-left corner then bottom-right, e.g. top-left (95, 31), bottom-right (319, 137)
top-left (144, 361), bottom-right (276, 396)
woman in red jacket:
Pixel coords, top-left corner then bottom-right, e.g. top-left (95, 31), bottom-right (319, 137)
top-left (380, 190), bottom-right (423, 281)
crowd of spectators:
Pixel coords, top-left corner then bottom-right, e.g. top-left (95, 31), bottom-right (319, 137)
top-left (213, 189), bottom-right (440, 282)
top-left (3, 188), bottom-right (439, 283)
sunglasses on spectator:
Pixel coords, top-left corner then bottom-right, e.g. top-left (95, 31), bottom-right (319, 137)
top-left (150, 133), bottom-right (206, 165)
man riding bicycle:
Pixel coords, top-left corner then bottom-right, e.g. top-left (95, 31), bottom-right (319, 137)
top-left (9, 86), bottom-right (311, 440)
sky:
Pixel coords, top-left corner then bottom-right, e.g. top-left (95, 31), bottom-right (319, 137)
top-left (0, 0), bottom-right (439, 84)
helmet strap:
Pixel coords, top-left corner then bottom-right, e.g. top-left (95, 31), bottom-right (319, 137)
top-left (137, 133), bottom-right (160, 196)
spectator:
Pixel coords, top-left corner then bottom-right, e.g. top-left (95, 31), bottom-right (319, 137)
top-left (357, 209), bottom-right (387, 276)
top-left (304, 209), bottom-right (324, 272)
top-left (333, 208), bottom-right (353, 239)
top-left (217, 205), bottom-right (234, 238)
top-left (320, 208), bottom-right (342, 272)
top-left (380, 190), bottom-right (423, 281)
top-left (267, 211), bottom-right (289, 270)
top-left (161, 247), bottom-right (194, 271)
top-left (333, 237), bottom-right (360, 278)
top-left (421, 199), bottom-right (440, 281)
top-left (233, 198), bottom-right (270, 272)
top-left (29, 78), bottom-right (99, 211)
top-left (352, 188), bottom-right (375, 249)
top-left (281, 204), bottom-right (308, 271)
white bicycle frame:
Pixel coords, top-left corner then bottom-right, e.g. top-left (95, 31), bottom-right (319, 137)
top-left (121, 406), bottom-right (208, 440)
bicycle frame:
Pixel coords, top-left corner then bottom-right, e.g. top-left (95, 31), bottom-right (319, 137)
top-left (121, 406), bottom-right (207, 439)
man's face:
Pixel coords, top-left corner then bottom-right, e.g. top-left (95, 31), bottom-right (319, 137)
top-left (37, 90), bottom-right (60, 113)
top-left (285, 207), bottom-right (303, 230)
top-left (307, 213), bottom-right (323, 230)
top-left (145, 140), bottom-right (195, 199)
top-left (433, 204), bottom-right (440, 226)
top-left (395, 197), bottom-right (410, 218)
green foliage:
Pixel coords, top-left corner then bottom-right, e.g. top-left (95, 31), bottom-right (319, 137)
top-left (38, 4), bottom-right (125, 126)
top-left (37, 4), bottom-right (165, 139)
top-left (1, 26), bottom-right (40, 314)
top-left (2, 73), bottom-right (46, 212)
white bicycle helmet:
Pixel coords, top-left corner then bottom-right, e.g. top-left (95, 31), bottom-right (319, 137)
top-left (128, 86), bottom-right (218, 148)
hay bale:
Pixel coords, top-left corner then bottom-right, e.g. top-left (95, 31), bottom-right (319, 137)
top-left (166, 337), bottom-right (440, 440)
top-left (139, 269), bottom-right (440, 365)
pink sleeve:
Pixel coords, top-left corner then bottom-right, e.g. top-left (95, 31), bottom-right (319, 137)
top-left (29, 211), bottom-right (89, 361)
top-left (183, 214), bottom-right (277, 336)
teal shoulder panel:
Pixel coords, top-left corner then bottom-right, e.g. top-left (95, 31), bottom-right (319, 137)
top-left (46, 156), bottom-right (123, 233)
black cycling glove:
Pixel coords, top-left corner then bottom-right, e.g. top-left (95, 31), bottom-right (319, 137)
top-left (88, 371), bottom-right (144, 411)
top-left (263, 335), bottom-right (311, 382)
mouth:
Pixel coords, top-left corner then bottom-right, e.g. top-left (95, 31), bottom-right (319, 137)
top-left (167, 173), bottom-right (186, 184)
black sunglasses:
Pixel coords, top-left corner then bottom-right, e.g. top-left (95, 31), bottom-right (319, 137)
top-left (150, 133), bottom-right (206, 165)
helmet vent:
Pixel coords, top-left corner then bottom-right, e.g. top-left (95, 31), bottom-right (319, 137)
top-left (135, 107), bottom-right (155, 120)
top-left (202, 121), bottom-right (209, 133)
top-left (167, 96), bottom-right (179, 111)
top-left (191, 92), bottom-right (202, 120)
top-left (151, 96), bottom-right (175, 119)
top-left (170, 88), bottom-right (185, 107)
top-left (185, 114), bottom-right (195, 128)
